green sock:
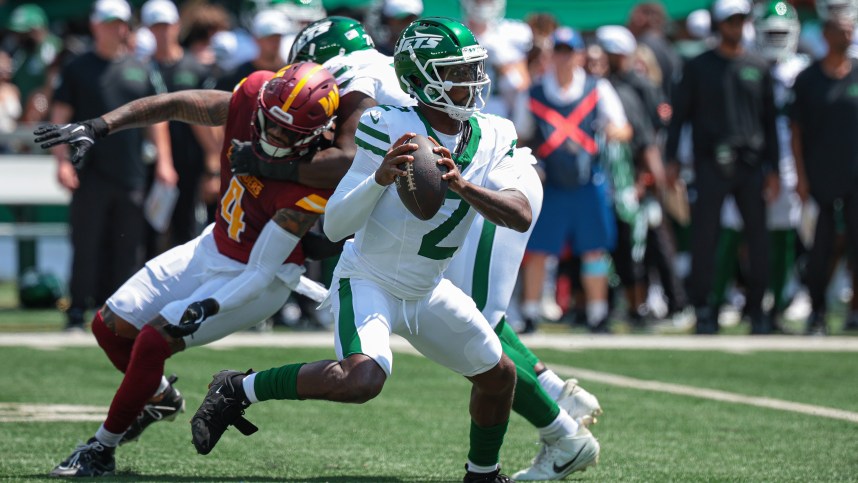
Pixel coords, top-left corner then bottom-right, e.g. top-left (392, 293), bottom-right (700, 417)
top-left (468, 419), bottom-right (508, 467)
top-left (252, 362), bottom-right (305, 401)
top-left (712, 228), bottom-right (742, 308)
top-left (769, 230), bottom-right (794, 311)
top-left (496, 319), bottom-right (559, 428)
top-left (495, 318), bottom-right (540, 370)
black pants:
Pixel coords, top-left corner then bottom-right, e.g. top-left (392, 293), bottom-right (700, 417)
top-left (688, 160), bottom-right (769, 318)
top-left (804, 194), bottom-right (858, 314)
top-left (69, 172), bottom-right (146, 314)
top-left (645, 217), bottom-right (688, 313)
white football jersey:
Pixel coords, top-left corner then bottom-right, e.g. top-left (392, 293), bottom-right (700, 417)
top-left (323, 49), bottom-right (416, 107)
top-left (328, 105), bottom-right (519, 300)
top-left (444, 148), bottom-right (543, 328)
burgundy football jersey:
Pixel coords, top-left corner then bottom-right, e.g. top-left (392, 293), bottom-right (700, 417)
top-left (212, 70), bottom-right (333, 265)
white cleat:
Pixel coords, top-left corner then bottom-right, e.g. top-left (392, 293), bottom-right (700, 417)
top-left (512, 426), bottom-right (600, 481)
top-left (556, 379), bottom-right (603, 426)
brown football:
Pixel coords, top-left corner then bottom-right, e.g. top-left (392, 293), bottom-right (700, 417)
top-left (395, 133), bottom-right (449, 220)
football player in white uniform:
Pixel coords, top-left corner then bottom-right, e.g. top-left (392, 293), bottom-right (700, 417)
top-left (717, 0), bottom-right (808, 332)
top-left (190, 17), bottom-right (542, 483)
top-left (445, 146), bottom-right (602, 480)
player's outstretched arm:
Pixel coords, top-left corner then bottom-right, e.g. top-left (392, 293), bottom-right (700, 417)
top-left (35, 90), bottom-right (231, 165)
top-left (167, 207), bottom-right (320, 337)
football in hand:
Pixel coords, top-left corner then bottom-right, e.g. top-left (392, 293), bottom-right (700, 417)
top-left (395, 134), bottom-right (449, 220)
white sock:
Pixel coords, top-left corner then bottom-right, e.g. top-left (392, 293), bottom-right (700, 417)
top-left (153, 375), bottom-right (170, 398)
top-left (242, 372), bottom-right (259, 404)
top-left (537, 370), bottom-right (565, 401)
top-left (538, 411), bottom-right (579, 444)
top-left (467, 461), bottom-right (499, 474)
top-left (522, 301), bottom-right (541, 320)
top-left (586, 300), bottom-right (609, 326)
top-left (94, 425), bottom-right (123, 447)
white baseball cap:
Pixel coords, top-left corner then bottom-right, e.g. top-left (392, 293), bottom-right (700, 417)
top-left (712, 0), bottom-right (751, 23)
top-left (252, 9), bottom-right (293, 38)
top-left (142, 0), bottom-right (179, 26)
top-left (383, 0), bottom-right (423, 19)
top-left (91, 0), bottom-right (131, 24)
top-left (686, 9), bottom-right (711, 39)
top-left (596, 25), bottom-right (637, 55)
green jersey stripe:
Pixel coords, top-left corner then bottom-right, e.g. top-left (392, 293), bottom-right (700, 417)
top-left (357, 122), bottom-right (390, 144)
top-left (356, 136), bottom-right (387, 157)
top-left (337, 278), bottom-right (363, 357)
top-left (472, 221), bottom-right (497, 312)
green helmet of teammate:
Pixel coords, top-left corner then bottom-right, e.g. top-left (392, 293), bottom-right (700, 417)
top-left (753, 0), bottom-right (800, 61)
top-left (393, 17), bottom-right (490, 121)
top-left (288, 16), bottom-right (374, 65)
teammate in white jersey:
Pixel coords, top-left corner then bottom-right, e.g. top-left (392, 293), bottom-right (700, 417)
top-left (445, 146), bottom-right (602, 480)
top-left (190, 18), bottom-right (536, 483)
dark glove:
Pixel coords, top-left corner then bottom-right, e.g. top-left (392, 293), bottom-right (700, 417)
top-left (301, 231), bottom-right (349, 260)
top-left (163, 298), bottom-right (220, 338)
top-left (33, 118), bottom-right (109, 166)
top-left (229, 139), bottom-right (300, 181)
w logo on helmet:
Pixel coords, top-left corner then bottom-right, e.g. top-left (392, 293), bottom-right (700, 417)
top-left (319, 86), bottom-right (340, 117)
top-left (395, 34), bottom-right (443, 54)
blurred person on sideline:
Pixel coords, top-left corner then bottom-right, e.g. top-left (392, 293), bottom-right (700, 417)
top-left (517, 27), bottom-right (631, 334)
top-left (462, 0), bottom-right (532, 120)
top-left (711, 1), bottom-right (807, 333)
top-left (627, 1), bottom-right (682, 98)
top-left (4, 3), bottom-right (63, 123)
top-left (47, 0), bottom-right (174, 332)
top-left (215, 10), bottom-right (291, 92)
top-left (370, 0), bottom-right (423, 56)
top-left (142, 0), bottom-right (221, 255)
top-left (792, 13), bottom-right (858, 334)
top-left (597, 25), bottom-right (692, 327)
top-left (179, 1), bottom-right (231, 67)
top-left (524, 12), bottom-right (559, 81)
top-left (665, 0), bottom-right (780, 335)
top-left (0, 51), bottom-right (22, 152)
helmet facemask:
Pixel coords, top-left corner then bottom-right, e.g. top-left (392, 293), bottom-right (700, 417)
top-left (404, 44), bottom-right (490, 121)
top-left (252, 77), bottom-right (335, 163)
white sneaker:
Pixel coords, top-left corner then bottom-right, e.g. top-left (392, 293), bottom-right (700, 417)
top-left (556, 379), bottom-right (602, 426)
top-left (511, 427), bottom-right (600, 481)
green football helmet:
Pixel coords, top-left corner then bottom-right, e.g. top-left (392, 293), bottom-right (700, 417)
top-left (288, 16), bottom-right (375, 65)
top-left (754, 1), bottom-right (800, 61)
top-left (393, 17), bottom-right (490, 121)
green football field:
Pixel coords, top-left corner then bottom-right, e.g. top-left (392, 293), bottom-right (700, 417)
top-left (2, 337), bottom-right (858, 482)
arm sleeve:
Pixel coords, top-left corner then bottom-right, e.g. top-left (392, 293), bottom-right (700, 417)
top-left (323, 109), bottom-right (390, 241)
top-left (210, 219), bottom-right (301, 312)
top-left (596, 79), bottom-right (629, 128)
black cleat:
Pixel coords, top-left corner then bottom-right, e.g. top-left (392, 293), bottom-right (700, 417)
top-left (120, 374), bottom-right (185, 445)
top-left (805, 312), bottom-right (828, 336)
top-left (191, 369), bottom-right (257, 455)
top-left (50, 437), bottom-right (115, 477)
top-left (463, 464), bottom-right (512, 483)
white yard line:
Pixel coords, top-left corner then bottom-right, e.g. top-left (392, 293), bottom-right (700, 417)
top-left (2, 332), bottom-right (857, 424)
top-left (2, 332), bottom-right (858, 351)
top-left (549, 364), bottom-right (858, 424)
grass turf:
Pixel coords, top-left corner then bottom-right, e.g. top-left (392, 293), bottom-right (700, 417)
top-left (2, 346), bottom-right (857, 482)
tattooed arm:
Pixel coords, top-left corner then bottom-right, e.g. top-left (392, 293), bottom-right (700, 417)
top-left (34, 90), bottom-right (232, 165)
top-left (102, 89), bottom-right (231, 132)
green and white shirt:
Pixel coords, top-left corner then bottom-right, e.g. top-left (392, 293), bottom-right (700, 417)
top-left (324, 105), bottom-right (519, 299)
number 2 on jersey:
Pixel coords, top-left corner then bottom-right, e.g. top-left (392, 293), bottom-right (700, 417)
top-left (221, 177), bottom-right (247, 242)
top-left (418, 201), bottom-right (470, 260)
